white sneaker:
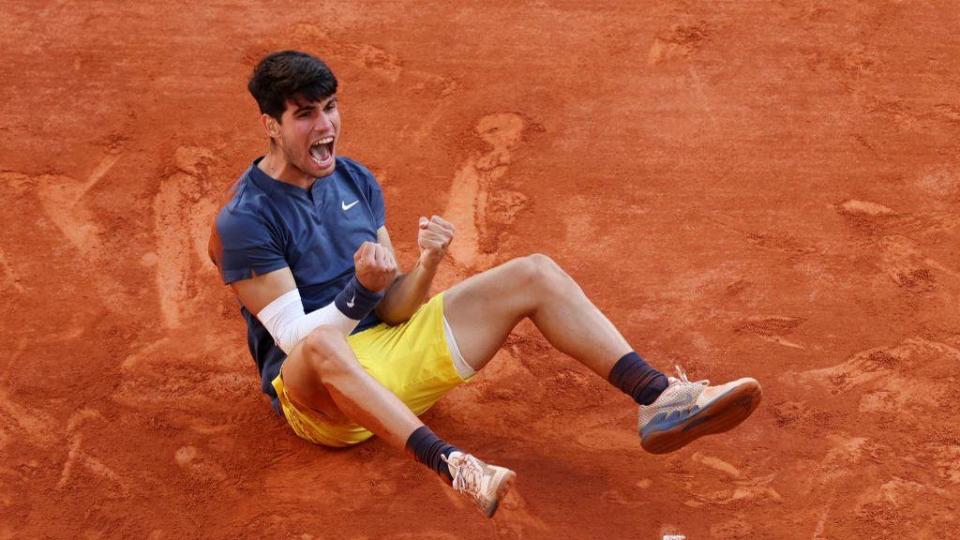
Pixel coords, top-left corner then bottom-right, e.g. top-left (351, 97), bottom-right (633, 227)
top-left (442, 451), bottom-right (516, 518)
top-left (638, 366), bottom-right (762, 454)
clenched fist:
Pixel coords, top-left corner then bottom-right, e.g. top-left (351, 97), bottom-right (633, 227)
top-left (354, 241), bottom-right (398, 292)
top-left (418, 215), bottom-right (455, 266)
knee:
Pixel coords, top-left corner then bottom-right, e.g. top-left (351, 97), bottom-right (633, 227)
top-left (513, 253), bottom-right (568, 290)
top-left (301, 326), bottom-right (355, 378)
top-left (527, 253), bottom-right (563, 274)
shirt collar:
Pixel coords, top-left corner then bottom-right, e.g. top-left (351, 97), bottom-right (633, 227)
top-left (247, 156), bottom-right (326, 198)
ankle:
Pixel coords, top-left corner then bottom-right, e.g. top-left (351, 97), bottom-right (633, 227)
top-left (609, 351), bottom-right (668, 405)
top-left (405, 426), bottom-right (460, 484)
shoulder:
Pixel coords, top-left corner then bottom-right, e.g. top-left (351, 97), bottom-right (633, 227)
top-left (335, 155), bottom-right (368, 174)
top-left (215, 175), bottom-right (278, 239)
top-left (336, 156), bottom-right (380, 188)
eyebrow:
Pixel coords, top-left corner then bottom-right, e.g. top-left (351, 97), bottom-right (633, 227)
top-left (294, 96), bottom-right (336, 113)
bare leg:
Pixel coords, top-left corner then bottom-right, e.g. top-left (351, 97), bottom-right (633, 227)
top-left (445, 254), bottom-right (762, 456)
top-left (281, 326), bottom-right (423, 449)
top-left (281, 326), bottom-right (516, 517)
top-left (443, 253), bottom-right (632, 376)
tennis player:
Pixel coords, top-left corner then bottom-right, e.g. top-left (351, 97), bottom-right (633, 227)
top-left (209, 50), bottom-right (762, 518)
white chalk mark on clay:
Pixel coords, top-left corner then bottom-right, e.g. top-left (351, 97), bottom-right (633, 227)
top-left (74, 153), bottom-right (122, 205)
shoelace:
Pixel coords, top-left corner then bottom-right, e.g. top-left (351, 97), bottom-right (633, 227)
top-left (640, 366), bottom-right (712, 427)
top-left (673, 365), bottom-right (709, 387)
top-left (441, 453), bottom-right (484, 501)
top-left (658, 365), bottom-right (709, 410)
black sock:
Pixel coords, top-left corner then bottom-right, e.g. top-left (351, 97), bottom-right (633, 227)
top-left (608, 351), bottom-right (669, 406)
top-left (405, 426), bottom-right (459, 484)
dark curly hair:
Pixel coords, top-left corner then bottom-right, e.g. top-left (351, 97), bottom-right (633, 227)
top-left (247, 50), bottom-right (338, 122)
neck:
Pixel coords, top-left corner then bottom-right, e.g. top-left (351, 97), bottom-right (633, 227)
top-left (258, 149), bottom-right (314, 190)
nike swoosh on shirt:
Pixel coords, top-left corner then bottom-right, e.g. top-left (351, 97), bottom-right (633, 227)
top-left (342, 200), bottom-right (359, 211)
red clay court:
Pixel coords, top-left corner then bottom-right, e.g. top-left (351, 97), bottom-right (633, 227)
top-left (2, 1), bottom-right (959, 538)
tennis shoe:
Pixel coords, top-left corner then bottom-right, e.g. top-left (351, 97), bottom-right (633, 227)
top-left (442, 451), bottom-right (515, 518)
top-left (638, 366), bottom-right (762, 454)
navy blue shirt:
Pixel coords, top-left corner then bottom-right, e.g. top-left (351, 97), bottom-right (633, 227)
top-left (211, 156), bottom-right (386, 412)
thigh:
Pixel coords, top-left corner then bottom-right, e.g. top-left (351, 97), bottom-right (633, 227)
top-left (442, 258), bottom-right (537, 371)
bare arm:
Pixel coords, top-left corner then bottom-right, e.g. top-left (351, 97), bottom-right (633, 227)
top-left (231, 266), bottom-right (297, 316)
top-left (375, 216), bottom-right (455, 325)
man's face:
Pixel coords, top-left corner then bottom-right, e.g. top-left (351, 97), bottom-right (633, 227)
top-left (275, 93), bottom-right (341, 178)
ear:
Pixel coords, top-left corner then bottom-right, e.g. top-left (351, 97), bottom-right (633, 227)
top-left (259, 113), bottom-right (281, 140)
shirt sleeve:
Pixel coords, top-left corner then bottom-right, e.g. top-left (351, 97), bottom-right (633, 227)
top-left (212, 208), bottom-right (288, 284)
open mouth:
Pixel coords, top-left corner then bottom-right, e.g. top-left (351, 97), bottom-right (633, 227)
top-left (309, 136), bottom-right (335, 168)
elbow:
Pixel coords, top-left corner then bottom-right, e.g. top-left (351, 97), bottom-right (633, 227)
top-left (375, 306), bottom-right (407, 326)
top-left (375, 298), bottom-right (426, 326)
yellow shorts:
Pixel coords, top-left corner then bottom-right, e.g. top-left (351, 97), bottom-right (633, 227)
top-left (271, 293), bottom-right (470, 447)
